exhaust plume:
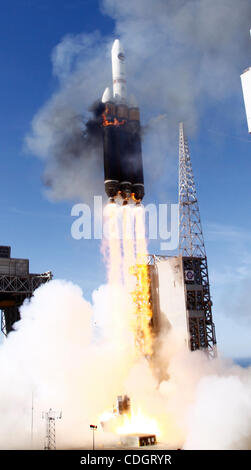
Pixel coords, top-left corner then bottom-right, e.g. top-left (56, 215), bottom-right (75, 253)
top-left (1, 281), bottom-right (251, 449)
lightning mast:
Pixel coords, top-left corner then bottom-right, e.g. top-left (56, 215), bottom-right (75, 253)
top-left (178, 122), bottom-right (217, 357)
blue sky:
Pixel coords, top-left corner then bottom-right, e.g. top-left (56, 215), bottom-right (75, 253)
top-left (1, 0), bottom-right (251, 358)
top-left (0, 0), bottom-right (111, 283)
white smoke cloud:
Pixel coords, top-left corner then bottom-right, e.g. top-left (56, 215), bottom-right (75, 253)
top-left (25, 33), bottom-right (112, 202)
top-left (184, 374), bottom-right (251, 449)
top-left (1, 279), bottom-right (251, 449)
top-left (25, 0), bottom-right (251, 202)
top-left (0, 280), bottom-right (135, 449)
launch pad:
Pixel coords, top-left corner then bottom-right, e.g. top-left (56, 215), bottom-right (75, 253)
top-left (0, 246), bottom-right (52, 335)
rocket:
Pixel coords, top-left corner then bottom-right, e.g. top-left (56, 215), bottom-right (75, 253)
top-left (101, 39), bottom-right (144, 204)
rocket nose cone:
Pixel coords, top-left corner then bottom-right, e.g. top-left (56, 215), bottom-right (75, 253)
top-left (112, 39), bottom-right (121, 51)
top-left (111, 39), bottom-right (125, 59)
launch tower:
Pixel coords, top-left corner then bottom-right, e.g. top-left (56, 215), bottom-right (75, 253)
top-left (0, 246), bottom-right (52, 335)
top-left (148, 123), bottom-right (217, 358)
top-left (178, 122), bottom-right (216, 356)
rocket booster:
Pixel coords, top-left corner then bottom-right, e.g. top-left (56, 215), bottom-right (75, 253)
top-left (101, 39), bottom-right (144, 204)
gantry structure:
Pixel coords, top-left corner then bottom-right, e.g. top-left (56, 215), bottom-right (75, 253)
top-left (178, 122), bottom-right (216, 356)
top-left (0, 246), bottom-right (52, 335)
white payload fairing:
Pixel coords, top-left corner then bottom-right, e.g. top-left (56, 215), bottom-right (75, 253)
top-left (101, 39), bottom-right (127, 105)
top-left (111, 39), bottom-right (127, 103)
top-left (241, 30), bottom-right (251, 134)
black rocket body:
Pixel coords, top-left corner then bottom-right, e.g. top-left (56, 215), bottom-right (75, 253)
top-left (101, 40), bottom-right (144, 204)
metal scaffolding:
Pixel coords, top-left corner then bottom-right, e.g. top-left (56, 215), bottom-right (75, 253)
top-left (0, 270), bottom-right (52, 336)
top-left (178, 122), bottom-right (217, 357)
top-left (42, 408), bottom-right (62, 450)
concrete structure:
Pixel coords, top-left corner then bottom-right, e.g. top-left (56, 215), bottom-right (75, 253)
top-left (148, 255), bottom-right (188, 347)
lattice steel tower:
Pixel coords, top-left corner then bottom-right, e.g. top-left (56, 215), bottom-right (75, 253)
top-left (42, 408), bottom-right (62, 450)
top-left (179, 122), bottom-right (217, 357)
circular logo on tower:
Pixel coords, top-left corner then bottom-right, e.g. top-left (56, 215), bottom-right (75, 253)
top-left (118, 52), bottom-right (125, 62)
top-left (185, 270), bottom-right (195, 281)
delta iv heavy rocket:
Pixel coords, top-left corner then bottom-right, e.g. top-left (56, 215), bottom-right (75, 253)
top-left (101, 39), bottom-right (144, 204)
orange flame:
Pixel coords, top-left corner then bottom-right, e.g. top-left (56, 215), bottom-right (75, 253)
top-left (133, 206), bottom-right (153, 357)
top-left (102, 113), bottom-right (126, 127)
top-left (99, 407), bottom-right (160, 438)
top-left (117, 408), bottom-right (160, 437)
